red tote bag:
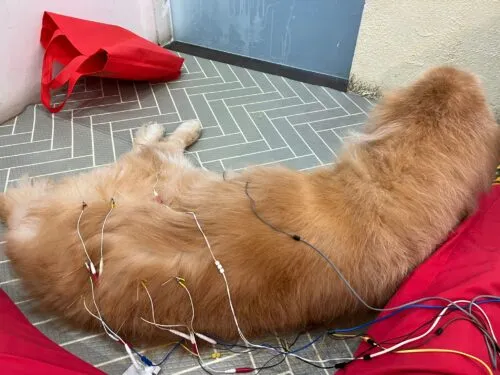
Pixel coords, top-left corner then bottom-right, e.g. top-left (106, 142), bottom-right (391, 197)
top-left (40, 11), bottom-right (184, 113)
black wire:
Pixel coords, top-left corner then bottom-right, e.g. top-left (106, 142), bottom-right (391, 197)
top-left (254, 332), bottom-right (305, 374)
top-left (196, 355), bottom-right (215, 375)
top-left (255, 354), bottom-right (287, 374)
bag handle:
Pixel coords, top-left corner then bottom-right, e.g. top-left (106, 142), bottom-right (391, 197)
top-left (41, 30), bottom-right (93, 113)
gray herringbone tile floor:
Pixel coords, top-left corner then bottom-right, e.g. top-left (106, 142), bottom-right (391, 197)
top-left (0, 52), bottom-right (372, 374)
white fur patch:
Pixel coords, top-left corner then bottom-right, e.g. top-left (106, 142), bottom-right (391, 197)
top-left (135, 123), bottom-right (165, 145)
top-left (9, 207), bottom-right (40, 243)
top-left (177, 119), bottom-right (202, 134)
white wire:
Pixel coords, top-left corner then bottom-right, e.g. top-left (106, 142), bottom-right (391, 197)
top-left (99, 200), bottom-right (114, 276)
top-left (141, 281), bottom-right (158, 324)
top-left (369, 299), bottom-right (470, 359)
top-left (85, 276), bottom-right (142, 370)
top-left (76, 206), bottom-right (93, 266)
top-left (187, 212), bottom-right (250, 343)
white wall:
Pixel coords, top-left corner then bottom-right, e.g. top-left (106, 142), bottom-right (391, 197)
top-left (0, 0), bottom-right (166, 123)
top-left (350, 0), bottom-right (500, 118)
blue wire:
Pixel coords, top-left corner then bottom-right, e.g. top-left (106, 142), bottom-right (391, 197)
top-left (331, 298), bottom-right (500, 333)
top-left (134, 298), bottom-right (500, 365)
top-left (289, 298), bottom-right (500, 354)
top-left (132, 341), bottom-right (181, 367)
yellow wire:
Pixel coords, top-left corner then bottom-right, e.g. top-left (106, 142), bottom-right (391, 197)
top-left (395, 349), bottom-right (493, 375)
top-left (181, 343), bottom-right (199, 357)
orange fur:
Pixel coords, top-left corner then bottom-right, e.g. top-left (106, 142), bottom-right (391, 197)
top-left (1, 67), bottom-right (499, 344)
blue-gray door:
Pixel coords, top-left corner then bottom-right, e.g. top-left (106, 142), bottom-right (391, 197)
top-left (170, 0), bottom-right (365, 80)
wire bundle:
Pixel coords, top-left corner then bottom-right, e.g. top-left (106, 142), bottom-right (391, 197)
top-left (73, 180), bottom-right (500, 375)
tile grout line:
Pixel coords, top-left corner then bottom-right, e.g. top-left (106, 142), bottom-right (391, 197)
top-left (30, 105), bottom-right (37, 143)
top-left (90, 121), bottom-right (96, 167)
top-left (281, 76), bottom-right (305, 104)
top-left (229, 95), bottom-right (296, 108)
top-left (213, 146), bottom-right (290, 164)
top-left (196, 139), bottom-right (263, 155)
top-left (246, 99), bottom-right (321, 115)
top-left (226, 64), bottom-right (245, 88)
top-left (263, 111), bottom-right (295, 157)
top-left (89, 106), bottom-right (157, 125)
top-left (333, 129), bottom-right (346, 144)
top-left (0, 146), bottom-right (71, 160)
top-left (33, 317), bottom-right (60, 326)
top-left (117, 81), bottom-right (123, 103)
top-left (55, 93), bottom-right (109, 106)
top-left (0, 138), bottom-right (52, 148)
top-left (307, 122), bottom-right (337, 157)
top-left (222, 100), bottom-right (248, 142)
top-left (11, 115), bottom-right (18, 135)
top-left (342, 92), bottom-right (366, 114)
top-left (313, 121), bottom-right (366, 133)
top-left (307, 332), bottom-right (330, 375)
top-left (302, 84), bottom-right (327, 110)
top-left (183, 88), bottom-right (201, 123)
top-left (14, 297), bottom-right (34, 305)
top-left (71, 109), bottom-right (74, 158)
top-left (164, 82), bottom-right (181, 123)
top-left (275, 335), bottom-right (296, 375)
top-left (4, 168), bottom-right (10, 192)
top-left (203, 92), bottom-right (226, 135)
top-left (192, 56), bottom-right (208, 78)
top-left (291, 121), bottom-right (323, 165)
top-left (149, 82), bottom-right (162, 115)
top-left (129, 129), bottom-right (135, 145)
top-left (342, 339), bottom-right (354, 358)
top-left (188, 84), bottom-right (257, 97)
top-left (8, 162), bottom-right (104, 182)
top-left (170, 81), bottom-right (250, 95)
top-left (60, 333), bottom-right (105, 347)
top-left (301, 162), bottom-right (333, 171)
top-left (0, 130), bottom-right (31, 138)
top-left (210, 59), bottom-right (226, 84)
top-left (280, 106), bottom-right (343, 118)
top-left (322, 86), bottom-right (346, 112)
top-left (0, 278), bottom-right (20, 286)
top-left (50, 113), bottom-right (55, 150)
top-left (133, 82), bottom-right (142, 109)
top-left (203, 95), bottom-right (223, 130)
top-left (243, 106), bottom-right (273, 150)
top-left (232, 153), bottom-right (315, 171)
top-left (244, 67), bottom-right (260, 88)
top-left (109, 123), bottom-right (117, 162)
top-left (221, 91), bottom-right (282, 107)
top-left (263, 73), bottom-right (284, 99)
top-left (170, 354), bottom-right (239, 375)
top-left (5, 156), bottom-right (94, 182)
top-left (172, 76), bottom-right (228, 84)
top-left (75, 101), bottom-right (144, 120)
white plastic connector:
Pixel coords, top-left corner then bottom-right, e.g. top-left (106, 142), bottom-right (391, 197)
top-left (167, 329), bottom-right (191, 341)
top-left (195, 332), bottom-right (217, 345)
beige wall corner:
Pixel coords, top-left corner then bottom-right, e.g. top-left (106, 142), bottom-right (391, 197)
top-left (350, 0), bottom-right (500, 119)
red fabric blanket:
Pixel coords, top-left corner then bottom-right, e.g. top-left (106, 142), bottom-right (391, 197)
top-left (340, 185), bottom-right (500, 374)
top-left (0, 289), bottom-right (104, 375)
